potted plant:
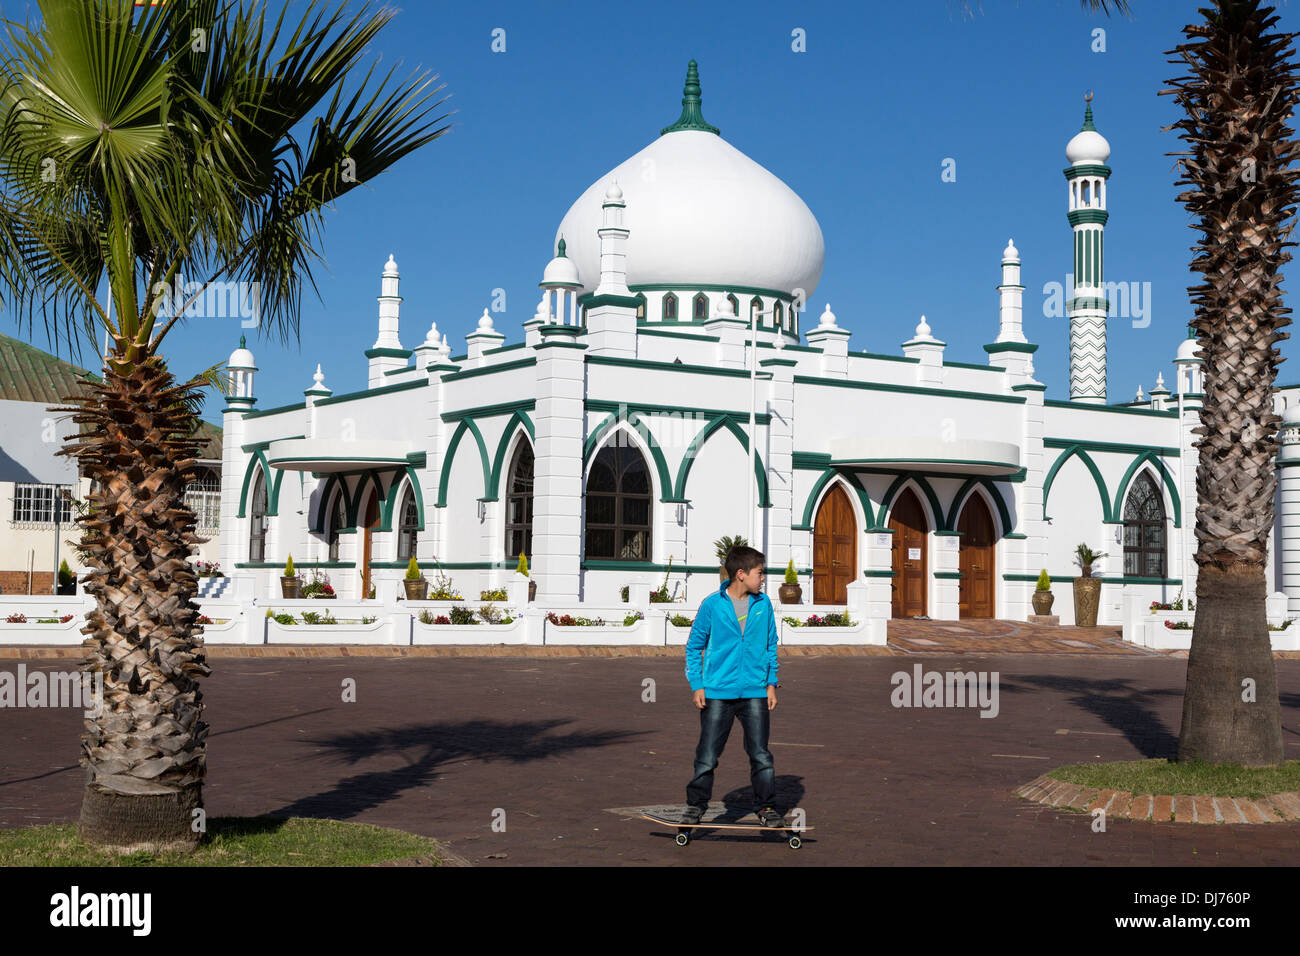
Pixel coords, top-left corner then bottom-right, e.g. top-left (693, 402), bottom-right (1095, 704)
top-left (1072, 544), bottom-right (1107, 627)
top-left (517, 553), bottom-right (536, 602)
top-left (1031, 568), bottom-right (1054, 616)
top-left (404, 556), bottom-right (429, 601)
top-left (56, 559), bottom-right (76, 595)
top-left (779, 559), bottom-right (802, 605)
top-left (280, 554), bottom-right (300, 599)
top-left (713, 535), bottom-right (748, 581)
top-left (650, 555), bottom-right (674, 603)
top-left (300, 567), bottom-right (336, 599)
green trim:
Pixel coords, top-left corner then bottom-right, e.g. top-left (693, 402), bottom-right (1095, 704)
top-left (312, 475), bottom-right (352, 535)
top-left (1277, 460), bottom-right (1300, 469)
top-left (1066, 209), bottom-right (1109, 226)
top-left (347, 471), bottom-right (394, 528)
top-left (484, 342), bottom-right (527, 356)
top-left (630, 282), bottom-right (798, 303)
top-left (586, 293), bottom-right (643, 309)
top-left (364, 347), bottom-right (413, 360)
top-left (586, 399), bottom-right (770, 425)
top-left (759, 357), bottom-right (800, 368)
top-left (384, 366), bottom-right (418, 377)
top-left (846, 350), bottom-right (920, 365)
top-left (535, 341), bottom-right (588, 351)
top-left (934, 571), bottom-right (963, 580)
top-left (1112, 453), bottom-right (1182, 527)
top-left (370, 560), bottom-right (521, 570)
top-left (1044, 399), bottom-right (1177, 419)
top-left (797, 468), bottom-right (875, 530)
top-left (379, 467), bottom-right (426, 533)
top-left (933, 531), bottom-right (963, 537)
top-left (588, 354), bottom-right (766, 380)
top-left (315, 379), bottom-right (426, 407)
top-left (1004, 573), bottom-right (1181, 586)
top-left (1064, 163), bottom-right (1112, 178)
top-left (879, 475), bottom-right (944, 532)
top-left (1067, 296), bottom-right (1111, 311)
top-left (672, 415), bottom-right (772, 506)
top-left (831, 458), bottom-right (1021, 474)
top-left (440, 357), bottom-right (536, 382)
top-left (487, 411), bottom-right (537, 499)
top-left (436, 419), bottom-right (491, 507)
top-left (580, 561), bottom-right (803, 575)
top-left (235, 561), bottom-right (357, 569)
top-left (635, 326), bottom-right (721, 343)
top-left (944, 360), bottom-right (1004, 372)
top-left (1004, 532), bottom-right (1027, 539)
top-left (583, 411), bottom-right (681, 504)
top-left (1011, 384), bottom-right (1047, 392)
top-left (983, 342), bottom-right (1038, 355)
top-left (539, 326), bottom-right (584, 338)
top-left (945, 478), bottom-right (1014, 535)
top-left (792, 452), bottom-right (832, 471)
top-left (243, 401), bottom-right (306, 419)
top-left (236, 451), bottom-right (283, 518)
top-left (1042, 445), bottom-right (1114, 522)
top-left (863, 570), bottom-right (895, 578)
top-left (794, 375), bottom-right (1025, 405)
top-left (442, 399), bottom-right (537, 423)
top-left (1044, 438), bottom-right (1180, 458)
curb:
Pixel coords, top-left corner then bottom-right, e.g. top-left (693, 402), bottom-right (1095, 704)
top-left (1015, 773), bottom-right (1300, 824)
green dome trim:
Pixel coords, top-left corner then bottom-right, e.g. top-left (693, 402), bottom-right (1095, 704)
top-left (660, 60), bottom-right (720, 136)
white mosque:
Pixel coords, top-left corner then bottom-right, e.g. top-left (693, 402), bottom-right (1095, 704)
top-left (216, 61), bottom-right (1300, 626)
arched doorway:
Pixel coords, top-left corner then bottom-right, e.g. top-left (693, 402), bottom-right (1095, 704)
top-left (813, 483), bottom-right (856, 605)
top-left (890, 487), bottom-right (928, 618)
top-left (360, 492), bottom-right (380, 598)
top-left (957, 494), bottom-right (996, 618)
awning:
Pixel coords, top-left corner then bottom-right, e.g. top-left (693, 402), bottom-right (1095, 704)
top-left (828, 437), bottom-right (1021, 476)
top-left (265, 438), bottom-right (416, 473)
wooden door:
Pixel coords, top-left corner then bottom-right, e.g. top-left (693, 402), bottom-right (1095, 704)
top-left (361, 494), bottom-right (380, 598)
top-left (813, 484), bottom-right (856, 605)
top-left (889, 488), bottom-right (928, 618)
top-left (957, 495), bottom-right (995, 619)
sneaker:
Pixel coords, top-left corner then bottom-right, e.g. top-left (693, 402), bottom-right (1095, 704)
top-left (680, 805), bottom-right (705, 825)
top-left (757, 806), bottom-right (784, 828)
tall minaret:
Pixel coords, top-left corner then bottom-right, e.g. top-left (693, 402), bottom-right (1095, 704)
top-left (1064, 94), bottom-right (1112, 404)
top-left (367, 254), bottom-right (410, 386)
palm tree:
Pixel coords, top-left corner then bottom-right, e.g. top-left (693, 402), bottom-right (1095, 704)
top-left (0, 0), bottom-right (449, 851)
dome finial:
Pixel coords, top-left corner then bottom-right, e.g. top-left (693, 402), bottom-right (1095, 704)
top-left (557, 237), bottom-right (567, 258)
top-left (660, 59), bottom-right (721, 137)
top-left (239, 334), bottom-right (246, 349)
top-left (1082, 90), bottom-right (1097, 132)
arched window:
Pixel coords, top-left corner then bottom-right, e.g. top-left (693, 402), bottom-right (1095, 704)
top-left (327, 491), bottom-right (345, 562)
top-left (662, 293), bottom-right (678, 321)
top-left (693, 293), bottom-right (709, 320)
top-left (635, 294), bottom-right (646, 321)
top-left (1123, 472), bottom-right (1165, 578)
top-left (248, 469), bottom-right (267, 562)
top-left (396, 483), bottom-right (419, 561)
top-left (727, 294), bottom-right (739, 317)
top-left (774, 301), bottom-right (785, 329)
top-left (750, 296), bottom-right (762, 324)
top-left (584, 436), bottom-right (651, 561)
top-left (185, 467), bottom-right (221, 532)
top-left (505, 441), bottom-right (534, 560)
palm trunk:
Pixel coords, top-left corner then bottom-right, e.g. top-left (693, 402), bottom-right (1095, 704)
top-left (1165, 0), bottom-right (1298, 766)
top-left (59, 355), bottom-right (211, 852)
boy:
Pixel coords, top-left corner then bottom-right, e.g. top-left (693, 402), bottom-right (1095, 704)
top-left (683, 545), bottom-right (782, 826)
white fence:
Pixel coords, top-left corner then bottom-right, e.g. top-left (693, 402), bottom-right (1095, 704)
top-left (0, 575), bottom-right (889, 647)
top-left (1120, 587), bottom-right (1300, 651)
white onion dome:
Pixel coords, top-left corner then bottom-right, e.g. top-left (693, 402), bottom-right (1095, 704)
top-left (818, 303), bottom-right (837, 327)
top-left (1066, 98), bottom-right (1111, 165)
top-left (477, 308), bottom-right (495, 331)
top-left (228, 334), bottom-right (256, 370)
top-left (1176, 336), bottom-right (1202, 362)
top-left (541, 238), bottom-right (582, 287)
top-left (383, 253), bottom-right (399, 277)
top-left (605, 180), bottom-right (623, 202)
top-left (1284, 403), bottom-right (1300, 427)
top-left (556, 60), bottom-right (824, 301)
top-left (1003, 238), bottom-right (1019, 261)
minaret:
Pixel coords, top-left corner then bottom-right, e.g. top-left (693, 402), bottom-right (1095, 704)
top-left (585, 180), bottom-right (640, 357)
top-left (1064, 94), bottom-right (1112, 404)
top-left (984, 238), bottom-right (1036, 378)
top-left (367, 254), bottom-right (411, 386)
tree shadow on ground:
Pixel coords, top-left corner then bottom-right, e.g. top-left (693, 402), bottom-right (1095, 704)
top-left (272, 718), bottom-right (646, 821)
top-left (1009, 674), bottom-right (1184, 759)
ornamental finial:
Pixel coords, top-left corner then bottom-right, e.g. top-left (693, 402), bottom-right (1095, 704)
top-left (660, 59), bottom-right (721, 136)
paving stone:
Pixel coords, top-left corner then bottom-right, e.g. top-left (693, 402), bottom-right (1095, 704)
top-left (1152, 795), bottom-right (1174, 822)
top-left (1172, 796), bottom-right (1194, 823)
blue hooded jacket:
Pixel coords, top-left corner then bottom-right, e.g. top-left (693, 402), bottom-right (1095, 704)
top-left (685, 581), bottom-right (779, 698)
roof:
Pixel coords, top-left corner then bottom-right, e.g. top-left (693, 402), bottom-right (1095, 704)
top-left (0, 331), bottom-right (223, 459)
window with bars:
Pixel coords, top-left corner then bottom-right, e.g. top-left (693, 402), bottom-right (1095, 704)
top-left (1122, 472), bottom-right (1165, 578)
top-left (584, 437), bottom-right (651, 561)
top-left (505, 442), bottom-right (534, 560)
top-left (12, 484), bottom-right (73, 524)
top-left (184, 468), bottom-right (221, 531)
top-left (396, 484), bottom-right (419, 561)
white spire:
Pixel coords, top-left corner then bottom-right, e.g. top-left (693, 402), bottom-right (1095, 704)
top-left (819, 303), bottom-right (837, 328)
top-left (1136, 384), bottom-right (1145, 401)
top-left (477, 308), bottom-right (495, 331)
top-left (915, 314), bottom-right (933, 339)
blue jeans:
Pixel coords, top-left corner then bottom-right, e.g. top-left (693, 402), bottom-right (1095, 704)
top-left (686, 696), bottom-right (775, 810)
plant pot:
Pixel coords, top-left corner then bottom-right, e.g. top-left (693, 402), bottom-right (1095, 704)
top-left (1073, 577), bottom-right (1101, 627)
top-left (404, 578), bottom-right (429, 601)
top-left (280, 576), bottom-right (300, 599)
top-left (1032, 590), bottom-right (1054, 616)
top-left (779, 583), bottom-right (802, 605)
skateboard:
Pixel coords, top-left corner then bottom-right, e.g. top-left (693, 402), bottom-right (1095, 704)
top-left (638, 810), bottom-right (812, 849)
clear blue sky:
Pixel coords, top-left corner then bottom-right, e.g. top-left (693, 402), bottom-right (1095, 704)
top-left (10, 0), bottom-right (1300, 420)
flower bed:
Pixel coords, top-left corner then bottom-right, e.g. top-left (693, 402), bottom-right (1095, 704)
top-left (413, 614), bottom-right (528, 645)
top-left (544, 611), bottom-right (656, 645)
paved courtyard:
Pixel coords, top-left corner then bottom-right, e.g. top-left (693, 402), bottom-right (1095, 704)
top-left (3, 625), bottom-right (1299, 865)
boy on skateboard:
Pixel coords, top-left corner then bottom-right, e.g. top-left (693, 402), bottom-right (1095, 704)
top-left (683, 545), bottom-right (782, 827)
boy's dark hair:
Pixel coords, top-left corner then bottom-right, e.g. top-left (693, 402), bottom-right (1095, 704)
top-left (725, 545), bottom-right (765, 581)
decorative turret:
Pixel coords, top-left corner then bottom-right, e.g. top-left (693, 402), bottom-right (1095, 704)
top-left (1148, 372), bottom-right (1171, 411)
top-left (367, 254), bottom-right (412, 386)
top-left (594, 181), bottom-right (633, 298)
top-left (540, 238), bottom-right (583, 327)
top-left (226, 334), bottom-right (256, 409)
top-left (1174, 326), bottom-right (1204, 398)
top-left (902, 315), bottom-right (945, 386)
top-left (985, 238), bottom-right (1036, 377)
top-left (1064, 94), bottom-right (1112, 405)
top-left (303, 363), bottom-right (331, 399)
top-left (465, 308), bottom-right (506, 364)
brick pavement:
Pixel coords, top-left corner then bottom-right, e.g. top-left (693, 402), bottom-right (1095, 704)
top-left (3, 638), bottom-right (1300, 865)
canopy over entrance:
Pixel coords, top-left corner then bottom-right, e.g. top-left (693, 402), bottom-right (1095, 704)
top-left (828, 437), bottom-right (1020, 477)
top-left (265, 438), bottom-right (418, 473)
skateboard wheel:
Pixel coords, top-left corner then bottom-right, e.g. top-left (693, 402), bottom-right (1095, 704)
top-left (788, 836), bottom-right (802, 849)
top-left (675, 833), bottom-right (689, 846)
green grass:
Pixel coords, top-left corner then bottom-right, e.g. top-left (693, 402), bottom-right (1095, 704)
top-left (0, 816), bottom-right (443, 867)
top-left (1048, 758), bottom-right (1300, 799)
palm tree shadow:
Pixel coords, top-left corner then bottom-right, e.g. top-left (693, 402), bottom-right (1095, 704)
top-left (272, 718), bottom-right (646, 821)
top-left (1013, 674), bottom-right (1184, 758)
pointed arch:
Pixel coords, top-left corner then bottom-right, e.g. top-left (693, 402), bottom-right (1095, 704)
top-left (692, 292), bottom-right (709, 320)
top-left (798, 469), bottom-right (874, 533)
top-left (237, 452), bottom-right (283, 517)
top-left (312, 474), bottom-right (356, 534)
top-left (1042, 445), bottom-right (1114, 522)
top-left (584, 412), bottom-right (674, 502)
top-left (436, 418), bottom-right (491, 507)
top-left (946, 478), bottom-right (1013, 535)
top-left (662, 292), bottom-right (678, 321)
top-left (879, 474), bottom-right (943, 531)
top-left (487, 411), bottom-right (536, 500)
top-left (672, 415), bottom-right (772, 508)
top-left (348, 471), bottom-right (390, 527)
top-left (1112, 453), bottom-right (1181, 527)
top-left (381, 467), bottom-right (425, 532)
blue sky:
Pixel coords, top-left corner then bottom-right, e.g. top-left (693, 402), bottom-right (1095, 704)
top-left (9, 0), bottom-right (1300, 420)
